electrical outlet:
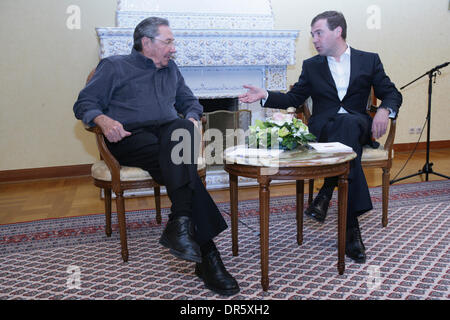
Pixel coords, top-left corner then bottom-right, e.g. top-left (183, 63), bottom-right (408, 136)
top-left (409, 128), bottom-right (415, 134)
top-left (415, 127), bottom-right (422, 134)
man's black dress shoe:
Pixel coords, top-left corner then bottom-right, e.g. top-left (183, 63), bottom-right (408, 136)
top-left (159, 216), bottom-right (202, 263)
top-left (195, 248), bottom-right (240, 296)
top-left (304, 194), bottom-right (331, 223)
top-left (345, 224), bottom-right (366, 263)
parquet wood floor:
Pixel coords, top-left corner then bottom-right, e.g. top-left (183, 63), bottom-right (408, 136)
top-left (0, 149), bottom-right (449, 224)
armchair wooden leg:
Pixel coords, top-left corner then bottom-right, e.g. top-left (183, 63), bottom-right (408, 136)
top-left (337, 174), bottom-right (348, 275)
top-left (229, 174), bottom-right (239, 256)
top-left (115, 192), bottom-right (129, 262)
top-left (154, 186), bottom-right (161, 225)
top-left (104, 188), bottom-right (112, 237)
top-left (382, 168), bottom-right (390, 227)
top-left (201, 175), bottom-right (206, 187)
top-left (308, 179), bottom-right (314, 205)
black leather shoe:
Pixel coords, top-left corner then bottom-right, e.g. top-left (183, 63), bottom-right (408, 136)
top-left (159, 216), bottom-right (202, 263)
top-left (345, 224), bottom-right (366, 263)
top-left (304, 194), bottom-right (331, 223)
top-left (195, 248), bottom-right (240, 296)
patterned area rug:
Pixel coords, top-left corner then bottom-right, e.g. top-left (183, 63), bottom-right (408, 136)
top-left (0, 180), bottom-right (449, 300)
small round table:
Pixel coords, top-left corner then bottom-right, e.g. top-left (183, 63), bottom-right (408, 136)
top-left (223, 146), bottom-right (357, 291)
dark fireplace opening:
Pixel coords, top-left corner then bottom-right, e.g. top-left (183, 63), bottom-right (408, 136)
top-left (199, 98), bottom-right (239, 113)
top-left (199, 98), bottom-right (251, 172)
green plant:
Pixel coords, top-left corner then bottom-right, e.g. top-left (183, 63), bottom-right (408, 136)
top-left (248, 112), bottom-right (316, 150)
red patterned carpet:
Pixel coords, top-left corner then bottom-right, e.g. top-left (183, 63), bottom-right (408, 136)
top-left (0, 180), bottom-right (449, 300)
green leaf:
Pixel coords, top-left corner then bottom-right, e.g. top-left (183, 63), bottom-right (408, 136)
top-left (303, 133), bottom-right (317, 141)
top-left (278, 126), bottom-right (290, 137)
top-left (255, 119), bottom-right (267, 129)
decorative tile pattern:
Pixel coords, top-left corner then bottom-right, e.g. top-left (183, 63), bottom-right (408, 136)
top-left (95, 0), bottom-right (300, 97)
top-left (116, 0), bottom-right (274, 29)
top-left (96, 28), bottom-right (298, 67)
top-left (117, 12), bottom-right (275, 30)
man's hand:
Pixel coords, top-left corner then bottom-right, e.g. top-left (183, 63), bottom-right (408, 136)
top-left (93, 114), bottom-right (131, 143)
top-left (238, 85), bottom-right (267, 104)
top-left (371, 108), bottom-right (390, 139)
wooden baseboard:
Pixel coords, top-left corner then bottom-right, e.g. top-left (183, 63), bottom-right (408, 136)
top-left (393, 140), bottom-right (450, 152)
top-left (1, 139), bottom-right (449, 183)
top-left (0, 164), bottom-right (91, 183)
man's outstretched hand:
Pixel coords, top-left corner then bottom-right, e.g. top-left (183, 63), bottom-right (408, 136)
top-left (94, 114), bottom-right (131, 143)
top-left (238, 85), bottom-right (267, 104)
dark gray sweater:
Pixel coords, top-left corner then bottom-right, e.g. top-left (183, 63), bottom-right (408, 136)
top-left (74, 49), bottom-right (203, 128)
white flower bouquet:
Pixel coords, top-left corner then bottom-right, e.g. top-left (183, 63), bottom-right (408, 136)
top-left (248, 112), bottom-right (316, 150)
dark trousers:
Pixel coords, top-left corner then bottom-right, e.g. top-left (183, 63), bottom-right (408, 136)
top-left (319, 113), bottom-right (373, 224)
top-left (106, 118), bottom-right (228, 246)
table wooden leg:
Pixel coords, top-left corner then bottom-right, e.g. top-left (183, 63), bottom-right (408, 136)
top-left (337, 173), bottom-right (348, 275)
top-left (296, 180), bottom-right (304, 245)
top-left (229, 174), bottom-right (239, 256)
top-left (258, 176), bottom-right (270, 291)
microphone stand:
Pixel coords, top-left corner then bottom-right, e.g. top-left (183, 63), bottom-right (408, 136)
top-left (390, 62), bottom-right (450, 184)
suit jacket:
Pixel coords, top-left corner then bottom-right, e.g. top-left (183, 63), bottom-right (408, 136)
top-left (264, 47), bottom-right (402, 141)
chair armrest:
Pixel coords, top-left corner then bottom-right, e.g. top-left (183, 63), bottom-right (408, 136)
top-left (384, 119), bottom-right (396, 159)
top-left (199, 115), bottom-right (207, 161)
top-left (301, 103), bottom-right (312, 121)
top-left (287, 103), bottom-right (311, 123)
top-left (366, 105), bottom-right (397, 158)
top-left (85, 125), bottom-right (122, 190)
top-left (85, 125), bottom-right (102, 135)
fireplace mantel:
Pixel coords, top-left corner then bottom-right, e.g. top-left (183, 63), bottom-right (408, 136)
top-left (97, 27), bottom-right (298, 99)
top-left (97, 28), bottom-right (298, 67)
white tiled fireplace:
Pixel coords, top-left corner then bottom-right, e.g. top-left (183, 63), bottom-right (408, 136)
top-left (96, 0), bottom-right (300, 191)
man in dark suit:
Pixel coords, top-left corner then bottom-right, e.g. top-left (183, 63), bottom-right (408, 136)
top-left (239, 11), bottom-right (402, 263)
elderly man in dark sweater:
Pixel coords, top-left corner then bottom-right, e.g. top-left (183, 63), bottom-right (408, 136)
top-left (74, 17), bottom-right (239, 296)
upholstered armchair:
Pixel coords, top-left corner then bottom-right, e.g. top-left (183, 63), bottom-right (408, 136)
top-left (84, 70), bottom-right (206, 262)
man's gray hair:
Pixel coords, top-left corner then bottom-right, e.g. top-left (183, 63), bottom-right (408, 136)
top-left (133, 17), bottom-right (170, 51)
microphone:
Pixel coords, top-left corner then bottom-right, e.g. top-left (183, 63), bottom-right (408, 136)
top-left (433, 62), bottom-right (449, 69)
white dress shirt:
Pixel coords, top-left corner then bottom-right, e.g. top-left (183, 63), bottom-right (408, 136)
top-left (327, 45), bottom-right (351, 112)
